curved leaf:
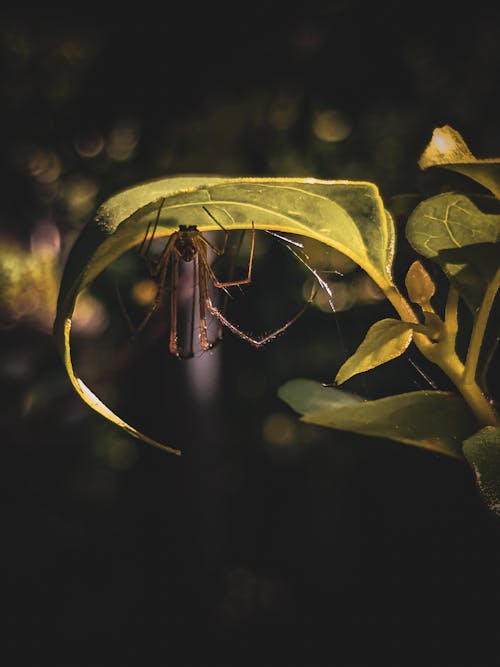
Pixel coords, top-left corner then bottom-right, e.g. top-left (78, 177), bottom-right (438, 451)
top-left (463, 426), bottom-right (500, 519)
top-left (279, 378), bottom-right (477, 458)
top-left (335, 318), bottom-right (414, 385)
top-left (419, 125), bottom-right (500, 198)
top-left (55, 176), bottom-right (394, 452)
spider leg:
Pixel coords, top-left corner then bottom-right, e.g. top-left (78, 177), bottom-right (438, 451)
top-left (139, 196), bottom-right (166, 270)
top-left (200, 206), bottom-right (257, 287)
top-left (168, 252), bottom-right (184, 357)
top-left (205, 282), bottom-right (317, 348)
top-left (197, 255), bottom-right (213, 352)
top-left (200, 206), bottom-right (229, 255)
top-left (149, 232), bottom-right (177, 277)
top-left (133, 244), bottom-right (172, 338)
top-left (114, 279), bottom-right (136, 335)
top-left (197, 223), bottom-right (255, 288)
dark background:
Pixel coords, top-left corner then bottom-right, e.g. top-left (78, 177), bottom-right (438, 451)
top-left (2, 4), bottom-right (500, 666)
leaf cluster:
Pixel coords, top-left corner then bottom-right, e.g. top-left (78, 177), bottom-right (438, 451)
top-left (54, 127), bottom-right (500, 517)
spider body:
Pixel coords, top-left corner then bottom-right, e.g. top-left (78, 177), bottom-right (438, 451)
top-left (174, 225), bottom-right (198, 262)
top-left (135, 200), bottom-right (315, 358)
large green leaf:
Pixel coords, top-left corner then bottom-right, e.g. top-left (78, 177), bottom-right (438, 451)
top-left (463, 426), bottom-right (500, 519)
top-left (54, 176), bottom-right (394, 452)
top-left (406, 193), bottom-right (500, 311)
top-left (418, 125), bottom-right (500, 198)
top-left (279, 378), bottom-right (477, 458)
top-left (335, 318), bottom-right (414, 385)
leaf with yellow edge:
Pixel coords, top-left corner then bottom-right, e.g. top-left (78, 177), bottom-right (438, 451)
top-left (419, 125), bottom-right (500, 198)
top-left (279, 378), bottom-right (477, 459)
top-left (54, 176), bottom-right (395, 453)
top-left (335, 318), bottom-right (415, 385)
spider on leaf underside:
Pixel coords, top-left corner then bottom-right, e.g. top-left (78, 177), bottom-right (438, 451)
top-left (134, 198), bottom-right (318, 358)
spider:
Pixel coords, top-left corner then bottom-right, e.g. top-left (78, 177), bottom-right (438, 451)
top-left (135, 198), bottom-right (316, 357)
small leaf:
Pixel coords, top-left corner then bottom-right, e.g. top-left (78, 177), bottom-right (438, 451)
top-left (418, 125), bottom-right (500, 198)
top-left (279, 379), bottom-right (477, 458)
top-left (406, 193), bottom-right (500, 311)
top-left (335, 318), bottom-right (414, 385)
top-left (463, 426), bottom-right (500, 519)
top-left (405, 260), bottom-right (435, 308)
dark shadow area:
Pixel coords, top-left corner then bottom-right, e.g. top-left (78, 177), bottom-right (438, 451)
top-left (1, 5), bottom-right (500, 666)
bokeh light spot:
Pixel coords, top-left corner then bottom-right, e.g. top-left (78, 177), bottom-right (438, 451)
top-left (25, 148), bottom-right (61, 184)
top-left (262, 411), bottom-right (299, 446)
top-left (131, 279), bottom-right (157, 307)
top-left (73, 292), bottom-right (108, 335)
top-left (63, 174), bottom-right (99, 218)
top-left (30, 221), bottom-right (60, 260)
top-left (74, 131), bottom-right (104, 158)
top-left (312, 109), bottom-right (351, 142)
top-left (105, 118), bottom-right (140, 161)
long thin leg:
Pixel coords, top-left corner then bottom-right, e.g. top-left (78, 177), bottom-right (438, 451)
top-left (151, 232), bottom-right (177, 277)
top-left (133, 247), bottom-right (172, 337)
top-left (139, 197), bottom-right (166, 266)
top-left (201, 206), bottom-right (229, 255)
top-left (210, 227), bottom-right (247, 343)
top-left (187, 255), bottom-right (196, 355)
top-left (196, 225), bottom-right (255, 288)
top-left (201, 206), bottom-right (257, 287)
top-left (114, 279), bottom-right (136, 335)
top-left (205, 283), bottom-right (318, 348)
top-left (197, 256), bottom-right (211, 352)
top-left (169, 252), bottom-right (180, 356)
top-left (133, 224), bottom-right (178, 339)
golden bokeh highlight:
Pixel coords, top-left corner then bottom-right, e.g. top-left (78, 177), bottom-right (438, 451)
top-left (268, 90), bottom-right (301, 131)
top-left (74, 131), bottom-right (105, 158)
top-left (63, 175), bottom-right (99, 219)
top-left (0, 236), bottom-right (60, 332)
top-left (105, 118), bottom-right (140, 162)
top-left (72, 291), bottom-right (108, 335)
top-left (25, 148), bottom-right (61, 184)
top-left (131, 279), bottom-right (157, 307)
top-left (312, 109), bottom-right (351, 142)
top-left (262, 411), bottom-right (299, 447)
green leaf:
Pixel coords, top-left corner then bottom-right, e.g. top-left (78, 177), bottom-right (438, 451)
top-left (335, 318), bottom-right (414, 385)
top-left (418, 125), bottom-right (500, 198)
top-left (279, 378), bottom-right (477, 458)
top-left (437, 242), bottom-right (500, 313)
top-left (55, 176), bottom-right (394, 452)
top-left (278, 378), bottom-right (364, 413)
top-left (406, 193), bottom-right (500, 311)
top-left (463, 426), bottom-right (500, 519)
top-left (405, 260), bottom-right (436, 308)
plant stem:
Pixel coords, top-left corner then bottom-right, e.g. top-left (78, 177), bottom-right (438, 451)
top-left (383, 284), bottom-right (500, 428)
top-left (443, 285), bottom-right (459, 349)
top-left (464, 266), bottom-right (500, 386)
